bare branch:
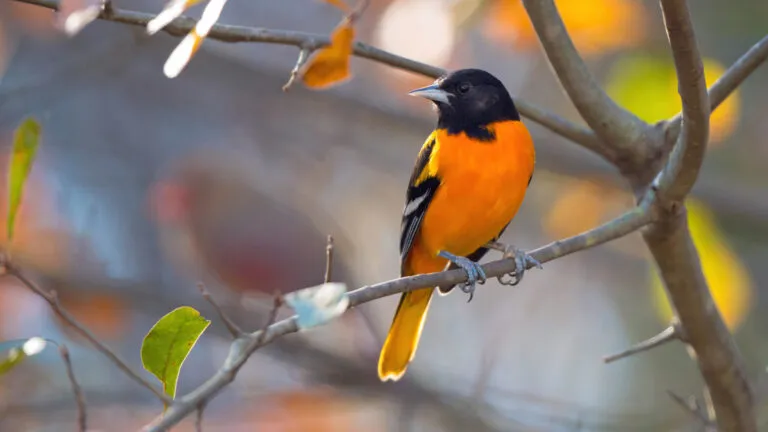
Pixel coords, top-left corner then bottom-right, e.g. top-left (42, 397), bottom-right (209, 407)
top-left (667, 390), bottom-right (715, 429)
top-left (4, 264), bottom-right (173, 405)
top-left (603, 323), bottom-right (684, 364)
top-left (324, 235), bottom-right (334, 284)
top-left (666, 34), bottom-right (768, 139)
top-left (644, 213), bottom-right (755, 432)
top-left (654, 0), bottom-right (710, 201)
top-left (58, 344), bottom-right (86, 432)
top-left (198, 283), bottom-right (244, 338)
top-left (255, 294), bottom-right (283, 347)
top-left (520, 0), bottom-right (649, 162)
top-left (194, 402), bottom-right (205, 432)
top-left (143, 202), bottom-right (655, 431)
top-left (11, 0), bottom-right (601, 155)
top-left (282, 46), bottom-right (311, 92)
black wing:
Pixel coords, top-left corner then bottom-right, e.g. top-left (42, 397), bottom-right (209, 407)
top-left (400, 135), bottom-right (440, 268)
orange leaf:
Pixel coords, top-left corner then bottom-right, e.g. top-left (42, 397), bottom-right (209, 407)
top-left (301, 19), bottom-right (355, 90)
top-left (324, 0), bottom-right (350, 13)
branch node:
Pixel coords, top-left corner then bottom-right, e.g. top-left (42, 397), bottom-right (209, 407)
top-left (667, 390), bottom-right (715, 428)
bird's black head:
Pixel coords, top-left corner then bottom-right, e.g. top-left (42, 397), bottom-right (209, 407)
top-left (409, 68), bottom-right (520, 141)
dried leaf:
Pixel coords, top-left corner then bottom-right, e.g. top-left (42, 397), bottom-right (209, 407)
top-left (141, 306), bottom-right (210, 401)
top-left (284, 282), bottom-right (349, 329)
top-left (162, 0), bottom-right (228, 78)
top-left (147, 0), bottom-right (204, 35)
top-left (300, 19), bottom-right (355, 89)
top-left (7, 117), bottom-right (41, 243)
top-left (55, 0), bottom-right (104, 36)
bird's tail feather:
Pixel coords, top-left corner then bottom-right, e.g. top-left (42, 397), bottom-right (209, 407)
top-left (377, 288), bottom-right (434, 381)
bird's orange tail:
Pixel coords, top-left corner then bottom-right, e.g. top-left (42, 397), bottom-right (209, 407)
top-left (377, 288), bottom-right (434, 381)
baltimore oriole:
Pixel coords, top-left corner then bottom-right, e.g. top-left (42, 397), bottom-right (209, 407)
top-left (378, 69), bottom-right (539, 382)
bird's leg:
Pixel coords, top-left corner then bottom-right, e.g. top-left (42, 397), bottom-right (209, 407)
top-left (485, 241), bottom-right (542, 286)
top-left (437, 250), bottom-right (486, 302)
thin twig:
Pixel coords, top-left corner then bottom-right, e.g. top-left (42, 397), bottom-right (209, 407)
top-left (282, 46), bottom-right (311, 92)
top-left (255, 294), bottom-right (283, 347)
top-left (143, 202), bottom-right (655, 431)
top-left (5, 263), bottom-right (172, 405)
top-left (667, 390), bottom-right (714, 428)
top-left (58, 344), bottom-right (87, 432)
top-left (10, 0), bottom-right (601, 154)
top-left (198, 283), bottom-right (244, 338)
top-left (654, 0), bottom-right (710, 201)
top-left (195, 402), bottom-right (205, 432)
top-left (603, 323), bottom-right (683, 363)
top-left (520, 0), bottom-right (648, 166)
top-left (666, 34), bottom-right (768, 141)
top-left (324, 235), bottom-right (334, 283)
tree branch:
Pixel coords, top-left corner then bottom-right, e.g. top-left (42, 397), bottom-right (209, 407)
top-left (520, 0), bottom-right (649, 166)
top-left (642, 3), bottom-right (756, 431)
top-left (603, 322), bottom-right (684, 364)
top-left (654, 0), bottom-right (710, 201)
top-left (142, 202), bottom-right (655, 431)
top-left (666, 34), bottom-right (768, 141)
top-left (58, 344), bottom-right (87, 432)
top-left (4, 263), bottom-right (173, 405)
top-left (644, 212), bottom-right (755, 432)
top-left (12, 0), bottom-right (601, 155)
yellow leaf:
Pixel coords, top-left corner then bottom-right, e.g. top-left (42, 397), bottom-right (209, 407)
top-left (483, 0), bottom-right (646, 56)
top-left (650, 199), bottom-right (753, 331)
top-left (607, 55), bottom-right (740, 145)
top-left (301, 19), bottom-right (355, 90)
top-left (7, 117), bottom-right (41, 243)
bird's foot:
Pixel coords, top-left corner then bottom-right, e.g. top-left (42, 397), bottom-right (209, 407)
top-left (438, 250), bottom-right (486, 302)
top-left (486, 241), bottom-right (542, 286)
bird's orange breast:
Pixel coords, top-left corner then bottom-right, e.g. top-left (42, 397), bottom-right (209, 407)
top-left (406, 120), bottom-right (535, 274)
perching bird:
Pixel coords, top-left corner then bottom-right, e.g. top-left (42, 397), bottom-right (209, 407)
top-left (378, 69), bottom-right (540, 382)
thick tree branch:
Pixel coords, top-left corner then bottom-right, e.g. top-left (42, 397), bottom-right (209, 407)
top-left (12, 0), bottom-right (601, 155)
top-left (666, 34), bottom-right (768, 141)
top-left (520, 0), bottom-right (649, 166)
top-left (643, 213), bottom-right (754, 432)
top-left (143, 203), bottom-right (655, 431)
top-left (654, 0), bottom-right (710, 201)
top-left (644, 2), bottom-right (756, 431)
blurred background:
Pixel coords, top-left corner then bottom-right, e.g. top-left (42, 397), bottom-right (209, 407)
top-left (0, 0), bottom-right (766, 430)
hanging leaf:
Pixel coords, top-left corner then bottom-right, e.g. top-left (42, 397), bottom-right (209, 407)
top-left (0, 337), bottom-right (47, 375)
top-left (300, 18), bottom-right (355, 89)
top-left (7, 117), bottom-right (41, 243)
top-left (141, 306), bottom-right (210, 401)
top-left (55, 0), bottom-right (105, 36)
top-left (284, 282), bottom-right (349, 329)
top-left (161, 0), bottom-right (228, 78)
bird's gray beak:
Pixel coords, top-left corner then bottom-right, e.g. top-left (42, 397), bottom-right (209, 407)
top-left (408, 84), bottom-right (451, 104)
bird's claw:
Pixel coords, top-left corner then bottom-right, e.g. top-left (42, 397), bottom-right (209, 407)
top-left (438, 250), bottom-right (486, 303)
top-left (498, 245), bottom-right (542, 287)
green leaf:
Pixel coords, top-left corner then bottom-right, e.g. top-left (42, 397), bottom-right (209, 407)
top-left (141, 306), bottom-right (210, 400)
top-left (0, 337), bottom-right (48, 375)
top-left (7, 117), bottom-right (42, 243)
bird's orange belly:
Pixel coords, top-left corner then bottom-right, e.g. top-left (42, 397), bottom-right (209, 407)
top-left (418, 165), bottom-right (529, 258)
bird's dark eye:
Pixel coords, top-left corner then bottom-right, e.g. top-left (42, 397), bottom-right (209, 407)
top-left (457, 82), bottom-right (471, 94)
